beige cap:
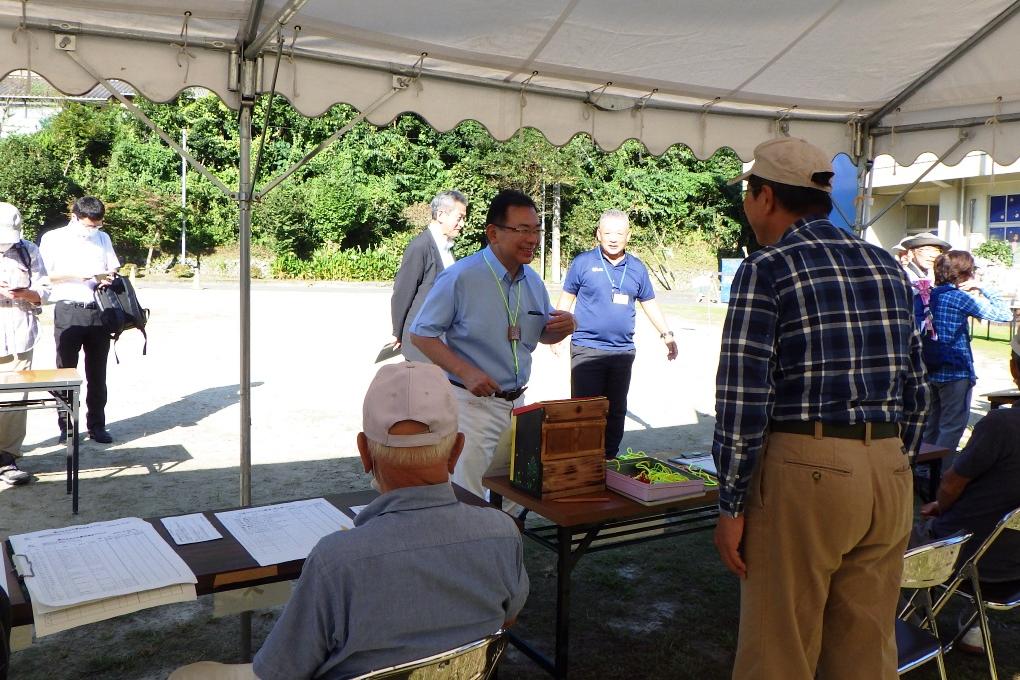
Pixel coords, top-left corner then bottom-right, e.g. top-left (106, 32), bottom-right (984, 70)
top-left (363, 362), bottom-right (457, 447)
top-left (729, 137), bottom-right (833, 192)
top-left (0, 202), bottom-right (23, 243)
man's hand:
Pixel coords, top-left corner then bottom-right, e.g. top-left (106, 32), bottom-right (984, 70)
top-left (8, 287), bottom-right (40, 305)
top-left (390, 335), bottom-right (401, 350)
top-left (540, 309), bottom-right (575, 344)
top-left (714, 514), bottom-right (747, 578)
top-left (920, 501), bottom-right (941, 518)
top-left (459, 366), bottom-right (500, 397)
top-left (665, 339), bottom-right (678, 361)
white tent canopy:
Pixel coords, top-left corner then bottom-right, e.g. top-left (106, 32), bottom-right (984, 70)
top-left (4, 0), bottom-right (1020, 506)
top-left (3, 0), bottom-right (1020, 165)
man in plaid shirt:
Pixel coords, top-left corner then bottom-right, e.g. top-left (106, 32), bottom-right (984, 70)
top-left (712, 138), bottom-right (929, 680)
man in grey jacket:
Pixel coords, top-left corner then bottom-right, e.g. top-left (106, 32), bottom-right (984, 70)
top-left (390, 191), bottom-right (467, 362)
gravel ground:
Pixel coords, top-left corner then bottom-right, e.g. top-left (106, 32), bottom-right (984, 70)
top-left (1, 279), bottom-right (1014, 679)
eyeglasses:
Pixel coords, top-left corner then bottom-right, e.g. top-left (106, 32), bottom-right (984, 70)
top-left (492, 223), bottom-right (544, 237)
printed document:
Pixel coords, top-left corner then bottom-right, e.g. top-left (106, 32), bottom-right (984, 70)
top-left (215, 498), bottom-right (355, 567)
top-left (8, 517), bottom-right (197, 608)
top-left (161, 513), bottom-right (223, 545)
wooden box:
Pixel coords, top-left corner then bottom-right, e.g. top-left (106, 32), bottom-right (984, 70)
top-left (509, 397), bottom-right (609, 499)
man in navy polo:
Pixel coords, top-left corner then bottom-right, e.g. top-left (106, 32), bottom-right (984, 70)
top-left (556, 210), bottom-right (677, 459)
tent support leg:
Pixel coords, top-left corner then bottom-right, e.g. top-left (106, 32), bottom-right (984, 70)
top-left (239, 102), bottom-right (253, 509)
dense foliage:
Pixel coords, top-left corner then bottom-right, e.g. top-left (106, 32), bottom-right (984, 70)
top-left (0, 93), bottom-right (746, 279)
top-left (975, 239), bottom-right (1013, 267)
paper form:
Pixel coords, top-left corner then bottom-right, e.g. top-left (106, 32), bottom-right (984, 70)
top-left (215, 498), bottom-right (355, 567)
top-left (8, 517), bottom-right (197, 608)
top-left (161, 513), bottom-right (223, 545)
top-left (31, 583), bottom-right (197, 637)
top-left (349, 504), bottom-right (368, 517)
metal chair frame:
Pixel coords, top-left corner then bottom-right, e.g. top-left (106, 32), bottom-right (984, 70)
top-left (350, 630), bottom-right (507, 680)
top-left (932, 506), bottom-right (1020, 680)
top-left (897, 532), bottom-right (972, 678)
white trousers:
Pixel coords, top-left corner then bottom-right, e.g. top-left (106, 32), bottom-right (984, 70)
top-left (450, 385), bottom-right (526, 500)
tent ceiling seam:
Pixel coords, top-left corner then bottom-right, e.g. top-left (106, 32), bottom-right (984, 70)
top-left (866, 0), bottom-right (1020, 128)
top-left (503, 0), bottom-right (580, 83)
top-left (718, 0), bottom-right (844, 104)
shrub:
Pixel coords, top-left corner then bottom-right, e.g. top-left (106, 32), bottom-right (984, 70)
top-left (975, 239), bottom-right (1013, 267)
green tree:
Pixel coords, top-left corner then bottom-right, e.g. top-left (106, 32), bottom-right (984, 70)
top-left (0, 135), bottom-right (79, 237)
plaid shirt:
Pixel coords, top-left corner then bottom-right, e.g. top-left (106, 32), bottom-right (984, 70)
top-left (921, 284), bottom-right (1010, 383)
top-left (713, 217), bottom-right (929, 516)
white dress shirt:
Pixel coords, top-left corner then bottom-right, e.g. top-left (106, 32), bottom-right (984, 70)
top-left (427, 223), bottom-right (455, 268)
top-left (39, 224), bottom-right (121, 304)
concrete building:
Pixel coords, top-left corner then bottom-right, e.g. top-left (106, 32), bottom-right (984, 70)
top-left (866, 151), bottom-right (1020, 258)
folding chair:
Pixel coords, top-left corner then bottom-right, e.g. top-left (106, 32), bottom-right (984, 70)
top-left (351, 630), bottom-right (507, 680)
top-left (897, 532), bottom-right (972, 678)
top-left (934, 506), bottom-right (1020, 680)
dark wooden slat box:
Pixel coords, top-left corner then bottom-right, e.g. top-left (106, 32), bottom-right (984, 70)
top-left (509, 397), bottom-right (608, 499)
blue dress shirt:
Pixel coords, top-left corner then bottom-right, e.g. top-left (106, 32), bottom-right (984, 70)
top-left (411, 246), bottom-right (552, 391)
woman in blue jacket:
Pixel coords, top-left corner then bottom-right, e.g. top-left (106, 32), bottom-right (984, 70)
top-left (919, 250), bottom-right (1011, 453)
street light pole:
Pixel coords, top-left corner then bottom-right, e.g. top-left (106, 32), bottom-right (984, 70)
top-left (181, 128), bottom-right (187, 261)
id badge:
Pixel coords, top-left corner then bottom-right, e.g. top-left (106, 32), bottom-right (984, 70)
top-left (612, 293), bottom-right (629, 305)
top-left (508, 325), bottom-right (521, 341)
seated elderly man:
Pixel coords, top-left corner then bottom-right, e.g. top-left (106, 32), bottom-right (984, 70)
top-left (254, 361), bottom-right (528, 679)
top-left (911, 404), bottom-right (1020, 652)
top-left (173, 362), bottom-right (528, 680)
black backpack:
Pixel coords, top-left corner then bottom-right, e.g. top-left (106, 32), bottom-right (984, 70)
top-left (94, 274), bottom-right (149, 362)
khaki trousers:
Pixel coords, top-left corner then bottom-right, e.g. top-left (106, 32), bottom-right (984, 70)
top-left (733, 432), bottom-right (913, 680)
top-left (0, 349), bottom-right (33, 459)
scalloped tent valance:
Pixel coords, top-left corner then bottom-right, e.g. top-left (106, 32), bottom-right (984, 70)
top-left (3, 0), bottom-right (1020, 164)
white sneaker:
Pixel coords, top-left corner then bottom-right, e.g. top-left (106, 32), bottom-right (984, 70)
top-left (957, 624), bottom-right (985, 655)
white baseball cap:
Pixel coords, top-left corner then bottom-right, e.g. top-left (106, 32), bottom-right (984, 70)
top-left (363, 362), bottom-right (458, 447)
top-left (0, 203), bottom-right (23, 244)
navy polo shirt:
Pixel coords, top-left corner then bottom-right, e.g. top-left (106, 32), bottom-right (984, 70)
top-left (563, 248), bottom-right (654, 351)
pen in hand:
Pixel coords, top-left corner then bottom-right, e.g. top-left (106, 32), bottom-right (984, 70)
top-left (527, 311), bottom-right (544, 316)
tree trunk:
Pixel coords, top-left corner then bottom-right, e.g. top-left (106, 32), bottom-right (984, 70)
top-left (551, 183), bottom-right (561, 283)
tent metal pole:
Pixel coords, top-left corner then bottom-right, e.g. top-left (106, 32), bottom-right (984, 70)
top-left (245, 0), bottom-right (309, 60)
top-left (239, 103), bottom-right (253, 509)
top-left (864, 134), bottom-right (967, 229)
top-left (866, 0), bottom-right (1020, 128)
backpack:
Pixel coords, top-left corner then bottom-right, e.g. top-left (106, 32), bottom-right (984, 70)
top-left (94, 273), bottom-right (149, 362)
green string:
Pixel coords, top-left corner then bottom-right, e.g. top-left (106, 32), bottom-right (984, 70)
top-left (482, 253), bottom-right (522, 378)
top-left (607, 448), bottom-right (718, 486)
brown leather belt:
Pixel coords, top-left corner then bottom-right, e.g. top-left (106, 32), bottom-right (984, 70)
top-left (770, 420), bottom-right (899, 441)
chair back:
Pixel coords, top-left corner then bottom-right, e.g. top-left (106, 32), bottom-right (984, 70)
top-left (967, 506), bottom-right (1020, 567)
top-left (350, 630), bottom-right (507, 680)
top-left (902, 532), bottom-right (971, 589)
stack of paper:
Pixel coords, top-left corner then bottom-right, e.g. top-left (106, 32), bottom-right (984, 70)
top-left (215, 498), bottom-right (355, 567)
top-left (8, 517), bottom-right (197, 636)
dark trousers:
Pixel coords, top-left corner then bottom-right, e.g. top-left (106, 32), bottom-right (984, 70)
top-left (570, 344), bottom-right (635, 458)
top-left (54, 302), bottom-right (111, 432)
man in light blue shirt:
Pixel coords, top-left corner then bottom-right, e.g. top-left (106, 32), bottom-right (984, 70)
top-left (411, 189), bottom-right (575, 499)
top-left (253, 362), bottom-right (528, 680)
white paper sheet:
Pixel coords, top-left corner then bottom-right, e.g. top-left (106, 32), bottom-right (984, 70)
top-left (8, 517), bottom-right (197, 607)
top-left (161, 513), bottom-right (223, 545)
top-left (349, 504), bottom-right (368, 517)
top-left (215, 498), bottom-right (354, 567)
top-left (31, 583), bottom-right (197, 637)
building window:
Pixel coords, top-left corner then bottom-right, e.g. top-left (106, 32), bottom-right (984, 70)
top-left (904, 204), bottom-right (939, 235)
top-left (988, 194), bottom-right (1020, 242)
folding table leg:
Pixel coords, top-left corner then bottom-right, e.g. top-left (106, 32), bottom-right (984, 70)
top-left (554, 526), bottom-right (571, 679)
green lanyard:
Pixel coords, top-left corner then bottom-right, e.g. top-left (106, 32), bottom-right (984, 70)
top-left (483, 253), bottom-right (522, 378)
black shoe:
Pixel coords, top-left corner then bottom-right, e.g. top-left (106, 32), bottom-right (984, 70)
top-left (89, 428), bottom-right (113, 444)
top-left (58, 429), bottom-right (67, 443)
